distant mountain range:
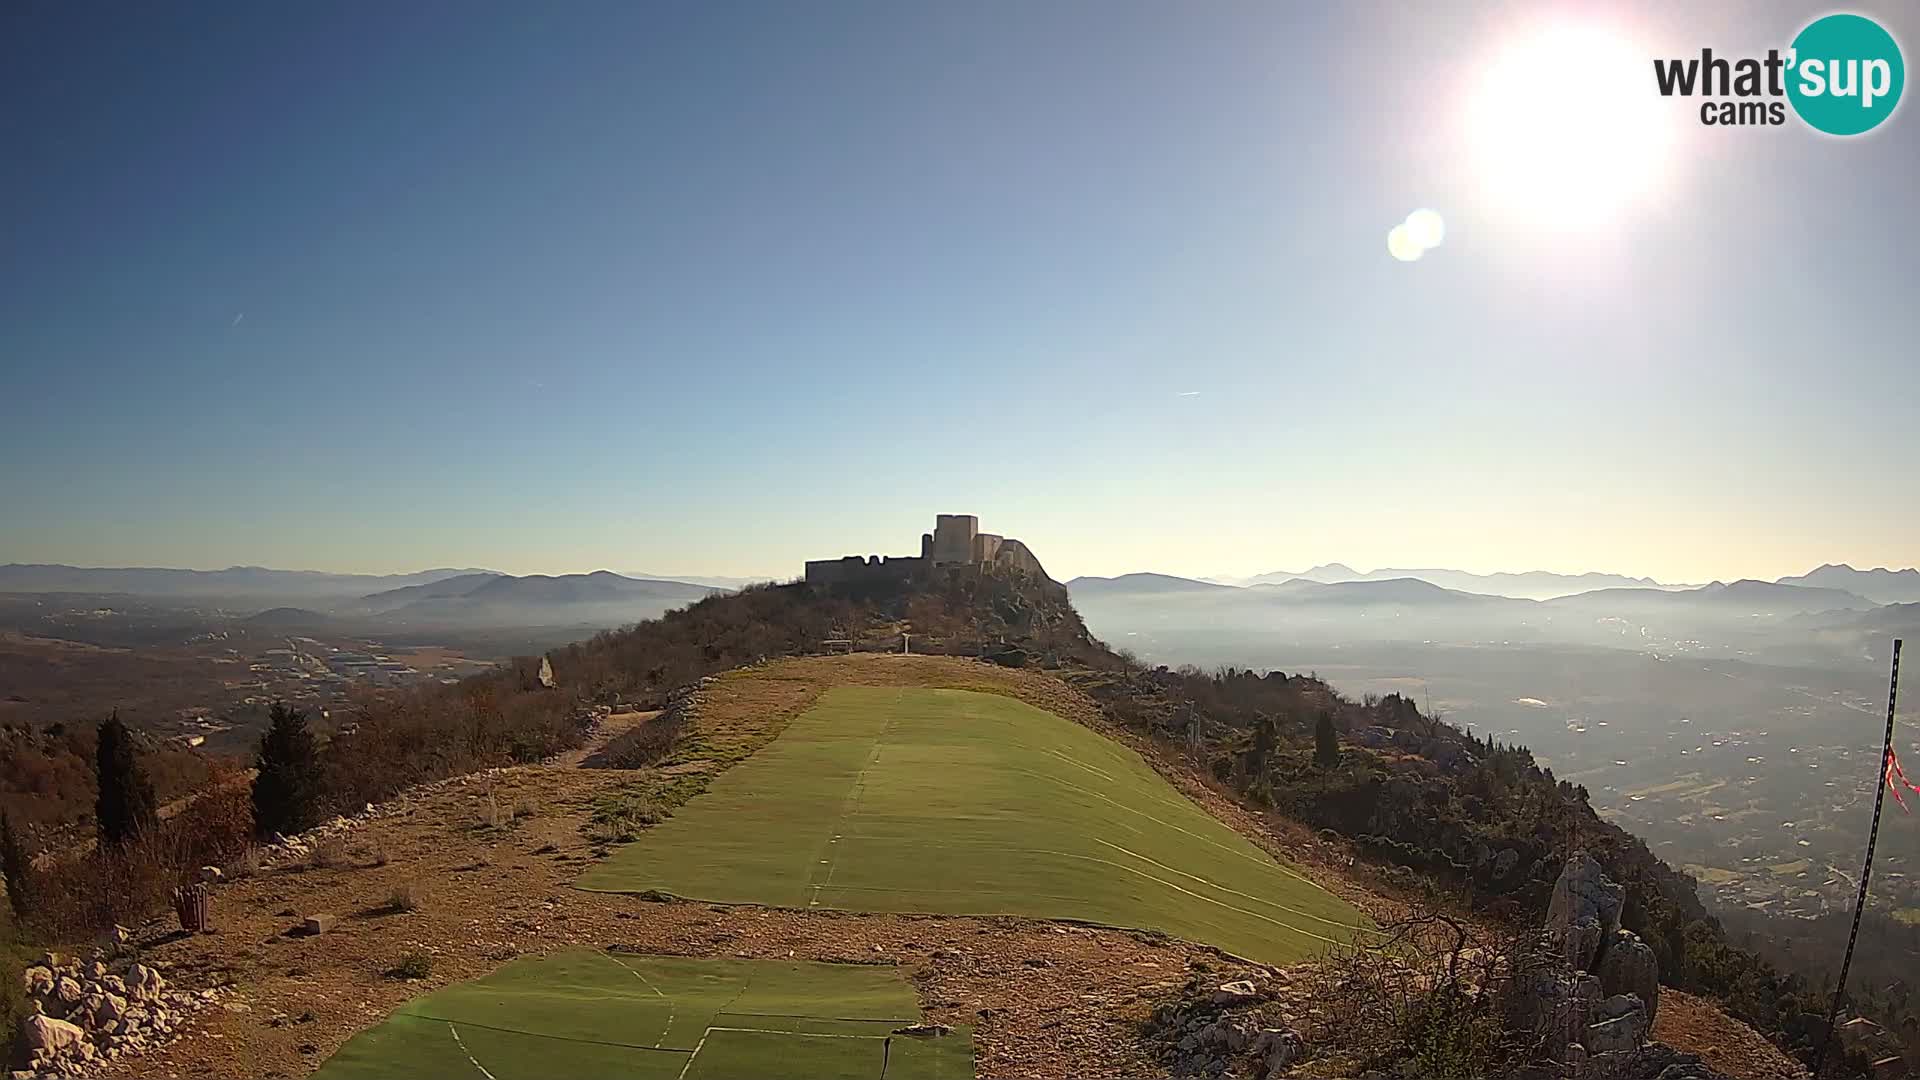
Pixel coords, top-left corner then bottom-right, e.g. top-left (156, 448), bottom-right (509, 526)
top-left (624, 572), bottom-right (775, 591)
top-left (1774, 564), bottom-right (1920, 606)
top-left (1542, 578), bottom-right (1875, 614)
top-left (1068, 573), bottom-right (1532, 612)
top-left (350, 571), bottom-right (721, 628)
top-left (0, 564), bottom-right (725, 631)
top-left (1212, 564), bottom-right (1677, 600)
top-left (1071, 571), bottom-right (1876, 613)
top-left (0, 564), bottom-right (496, 600)
top-left (1067, 568), bottom-right (1901, 669)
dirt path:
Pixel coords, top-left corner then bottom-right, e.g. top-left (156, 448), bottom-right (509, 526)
top-left (552, 708), bottom-right (659, 768)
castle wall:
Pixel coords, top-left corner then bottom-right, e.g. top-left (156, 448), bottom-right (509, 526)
top-left (991, 538), bottom-right (1048, 581)
top-left (972, 533), bottom-right (1003, 563)
top-left (804, 555), bottom-right (927, 586)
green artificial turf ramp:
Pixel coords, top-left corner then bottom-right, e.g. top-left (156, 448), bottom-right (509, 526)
top-left (311, 952), bottom-right (972, 1079)
top-left (578, 686), bottom-right (1370, 964)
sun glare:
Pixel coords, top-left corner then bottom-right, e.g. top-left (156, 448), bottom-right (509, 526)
top-left (1463, 23), bottom-right (1675, 231)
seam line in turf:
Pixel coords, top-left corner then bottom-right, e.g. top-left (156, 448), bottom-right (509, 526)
top-left (808, 689), bottom-right (898, 908)
top-left (607, 953), bottom-right (677, 1048)
top-left (402, 1012), bottom-right (693, 1053)
top-left (447, 1022), bottom-right (500, 1080)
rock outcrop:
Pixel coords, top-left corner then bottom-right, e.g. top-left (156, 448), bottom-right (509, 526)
top-left (11, 952), bottom-right (221, 1077)
top-left (1510, 852), bottom-right (1710, 1080)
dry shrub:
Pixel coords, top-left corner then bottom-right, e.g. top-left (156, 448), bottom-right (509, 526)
top-left (24, 781), bottom-right (252, 941)
top-left (309, 836), bottom-right (348, 870)
top-left (228, 843), bottom-right (263, 881)
top-left (386, 950), bottom-right (432, 980)
top-left (385, 882), bottom-right (422, 913)
top-left (1296, 907), bottom-right (1526, 1080)
top-left (368, 840), bottom-right (392, 868)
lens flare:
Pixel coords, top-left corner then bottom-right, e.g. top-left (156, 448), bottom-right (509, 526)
top-left (1387, 224), bottom-right (1424, 262)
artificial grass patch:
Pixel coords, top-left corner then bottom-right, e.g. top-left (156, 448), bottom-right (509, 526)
top-left (312, 951), bottom-right (971, 1080)
top-left (577, 687), bottom-right (1370, 965)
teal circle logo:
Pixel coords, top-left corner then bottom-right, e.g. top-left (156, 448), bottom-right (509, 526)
top-left (1787, 13), bottom-right (1905, 135)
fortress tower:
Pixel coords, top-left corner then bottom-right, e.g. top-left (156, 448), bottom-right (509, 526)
top-left (930, 514), bottom-right (979, 565)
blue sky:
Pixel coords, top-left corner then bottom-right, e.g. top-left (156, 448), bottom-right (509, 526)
top-left (2, 2), bottom-right (1915, 583)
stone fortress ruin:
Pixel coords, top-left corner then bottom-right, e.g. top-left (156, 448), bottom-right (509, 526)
top-left (804, 514), bottom-right (1051, 587)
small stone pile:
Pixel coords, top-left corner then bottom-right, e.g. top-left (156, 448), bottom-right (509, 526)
top-left (1146, 975), bottom-right (1306, 1079)
top-left (13, 952), bottom-right (219, 1078)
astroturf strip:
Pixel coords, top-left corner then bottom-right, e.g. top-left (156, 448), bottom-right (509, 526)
top-left (400, 1013), bottom-right (699, 1053)
top-left (822, 836), bottom-right (1370, 931)
top-left (989, 765), bottom-right (1336, 892)
top-left (718, 1012), bottom-right (919, 1022)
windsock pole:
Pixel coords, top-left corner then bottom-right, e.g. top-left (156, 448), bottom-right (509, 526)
top-left (1813, 638), bottom-right (1902, 1078)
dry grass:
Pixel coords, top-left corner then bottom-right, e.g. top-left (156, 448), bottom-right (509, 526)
top-left (385, 882), bottom-right (423, 914)
top-left (308, 836), bottom-right (348, 870)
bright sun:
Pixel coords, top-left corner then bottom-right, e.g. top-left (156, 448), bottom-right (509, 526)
top-left (1463, 23), bottom-right (1676, 231)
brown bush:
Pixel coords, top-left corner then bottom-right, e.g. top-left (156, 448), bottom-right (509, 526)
top-left (24, 782), bottom-right (251, 942)
top-left (385, 882), bottom-right (423, 913)
top-left (1294, 908), bottom-right (1527, 1079)
top-left (308, 836), bottom-right (348, 870)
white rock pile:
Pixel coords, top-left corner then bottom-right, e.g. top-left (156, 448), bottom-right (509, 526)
top-left (13, 952), bottom-right (219, 1078)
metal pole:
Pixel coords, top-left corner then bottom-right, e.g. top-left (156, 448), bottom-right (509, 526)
top-left (1813, 638), bottom-right (1902, 1079)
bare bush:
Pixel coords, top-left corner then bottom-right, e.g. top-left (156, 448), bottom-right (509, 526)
top-left (309, 836), bottom-right (348, 870)
top-left (1295, 907), bottom-right (1527, 1079)
top-left (385, 882), bottom-right (422, 913)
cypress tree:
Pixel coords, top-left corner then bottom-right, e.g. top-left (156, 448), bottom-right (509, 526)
top-left (1314, 710), bottom-right (1340, 768)
top-left (252, 702), bottom-right (323, 838)
top-left (1, 811), bottom-right (31, 919)
top-left (95, 711), bottom-right (158, 846)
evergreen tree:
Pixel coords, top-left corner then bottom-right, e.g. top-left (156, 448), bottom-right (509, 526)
top-left (95, 711), bottom-right (158, 846)
top-left (252, 702), bottom-right (323, 838)
top-left (1, 811), bottom-right (31, 919)
top-left (1314, 710), bottom-right (1340, 768)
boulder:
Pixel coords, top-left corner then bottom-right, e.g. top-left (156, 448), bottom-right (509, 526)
top-left (1548, 852), bottom-right (1622, 971)
top-left (1208, 980), bottom-right (1261, 1006)
top-left (54, 975), bottom-right (84, 1005)
top-left (128, 964), bottom-right (166, 1002)
top-left (1251, 1028), bottom-right (1304, 1077)
top-left (22, 965), bottom-right (54, 996)
top-left (20, 1014), bottom-right (86, 1055)
top-left (1584, 994), bottom-right (1649, 1055)
top-left (198, 865), bottom-right (224, 883)
top-left (1597, 930), bottom-right (1661, 1023)
top-left (94, 925), bottom-right (130, 953)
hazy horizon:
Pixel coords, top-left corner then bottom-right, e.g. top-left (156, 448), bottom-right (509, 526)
top-left (5, 2), bottom-right (1916, 585)
top-left (4, 546), bottom-right (1913, 590)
